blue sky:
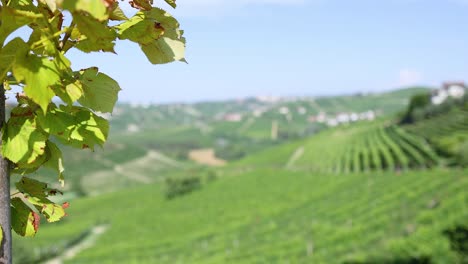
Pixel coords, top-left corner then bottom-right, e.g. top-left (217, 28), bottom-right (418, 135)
top-left (67, 0), bottom-right (468, 103)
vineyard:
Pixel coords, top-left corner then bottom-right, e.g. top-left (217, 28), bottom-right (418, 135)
top-left (403, 107), bottom-right (468, 165)
top-left (15, 168), bottom-right (467, 263)
top-left (238, 121), bottom-right (440, 173)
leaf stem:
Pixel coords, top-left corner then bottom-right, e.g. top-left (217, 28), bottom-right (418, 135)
top-left (31, 28), bottom-right (67, 50)
top-left (60, 21), bottom-right (76, 52)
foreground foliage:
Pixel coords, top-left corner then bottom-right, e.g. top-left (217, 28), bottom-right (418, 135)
top-left (0, 0), bottom-right (184, 240)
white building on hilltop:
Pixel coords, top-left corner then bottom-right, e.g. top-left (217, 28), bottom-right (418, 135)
top-left (431, 82), bottom-right (466, 105)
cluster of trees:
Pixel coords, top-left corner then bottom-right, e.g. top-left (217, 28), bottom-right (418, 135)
top-left (165, 170), bottom-right (217, 199)
top-left (400, 92), bottom-right (468, 124)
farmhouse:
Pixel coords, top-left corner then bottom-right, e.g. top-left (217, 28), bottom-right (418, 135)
top-left (431, 82), bottom-right (466, 105)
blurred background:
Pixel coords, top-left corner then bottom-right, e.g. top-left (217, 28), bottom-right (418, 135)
top-left (12, 0), bottom-right (468, 263)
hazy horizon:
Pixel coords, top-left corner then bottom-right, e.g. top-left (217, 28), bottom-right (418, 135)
top-left (111, 85), bottom-right (434, 106)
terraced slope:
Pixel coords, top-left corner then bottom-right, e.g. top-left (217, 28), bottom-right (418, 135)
top-left (16, 168), bottom-right (467, 263)
top-left (237, 121), bottom-right (439, 173)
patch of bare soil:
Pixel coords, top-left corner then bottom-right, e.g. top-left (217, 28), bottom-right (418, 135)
top-left (188, 149), bottom-right (227, 166)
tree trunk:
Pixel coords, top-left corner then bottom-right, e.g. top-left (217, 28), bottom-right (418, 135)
top-left (0, 83), bottom-right (11, 264)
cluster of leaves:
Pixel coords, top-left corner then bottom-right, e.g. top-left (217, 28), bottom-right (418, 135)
top-left (0, 0), bottom-right (184, 238)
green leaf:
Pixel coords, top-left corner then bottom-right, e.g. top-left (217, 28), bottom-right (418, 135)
top-left (69, 107), bottom-right (109, 148)
top-left (36, 105), bottom-right (75, 138)
top-left (73, 14), bottom-right (117, 53)
top-left (12, 47), bottom-right (62, 112)
top-left (11, 198), bottom-right (39, 237)
top-left (76, 67), bottom-right (121, 113)
top-left (145, 8), bottom-right (183, 40)
top-left (37, 105), bottom-right (109, 149)
top-left (16, 177), bottom-right (61, 199)
top-left (49, 53), bottom-right (82, 105)
top-left (62, 0), bottom-right (109, 21)
top-left (117, 8), bottom-right (186, 64)
top-left (2, 106), bottom-right (48, 164)
top-left (0, 38), bottom-right (26, 81)
top-left (0, 225), bottom-right (3, 245)
top-left (109, 3), bottom-right (128, 21)
top-left (28, 197), bottom-right (67, 223)
top-left (52, 79), bottom-right (84, 105)
top-left (115, 12), bottom-right (164, 44)
top-left (16, 177), bottom-right (66, 222)
top-left (27, 13), bottom-right (63, 56)
top-left (164, 0), bottom-right (176, 8)
top-left (0, 6), bottom-right (42, 45)
top-left (16, 177), bottom-right (67, 223)
top-left (140, 37), bottom-right (185, 64)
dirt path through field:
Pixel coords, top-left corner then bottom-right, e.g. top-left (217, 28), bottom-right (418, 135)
top-left (285, 146), bottom-right (305, 169)
top-left (43, 224), bottom-right (109, 264)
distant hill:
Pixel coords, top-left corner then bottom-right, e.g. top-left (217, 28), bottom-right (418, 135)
top-left (19, 87), bottom-right (431, 197)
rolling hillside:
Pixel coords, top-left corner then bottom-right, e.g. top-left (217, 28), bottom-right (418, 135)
top-left (15, 168), bottom-right (467, 263)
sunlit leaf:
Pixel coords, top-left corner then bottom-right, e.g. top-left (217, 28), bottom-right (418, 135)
top-left (37, 105), bottom-right (109, 149)
top-left (2, 106), bottom-right (47, 164)
top-left (115, 12), bottom-right (164, 44)
top-left (118, 8), bottom-right (185, 64)
top-left (16, 177), bottom-right (67, 223)
top-left (0, 6), bottom-right (42, 45)
top-left (62, 0), bottom-right (109, 21)
top-left (77, 67), bottom-right (121, 113)
top-left (73, 14), bottom-right (117, 53)
top-left (109, 2), bottom-right (128, 21)
top-left (141, 37), bottom-right (185, 64)
top-left (12, 46), bottom-right (61, 111)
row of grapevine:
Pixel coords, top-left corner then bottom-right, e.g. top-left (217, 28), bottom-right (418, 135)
top-left (285, 121), bottom-right (439, 173)
top-left (403, 108), bottom-right (468, 165)
top-left (404, 108), bottom-right (468, 140)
